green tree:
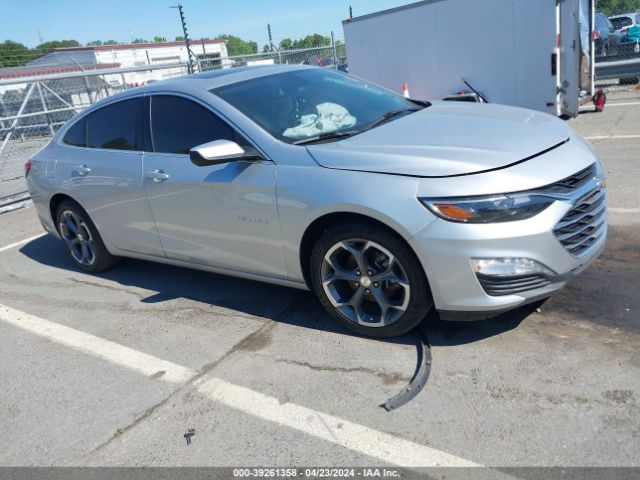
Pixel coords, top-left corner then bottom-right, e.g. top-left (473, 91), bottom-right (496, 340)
top-left (132, 38), bottom-right (149, 44)
top-left (263, 44), bottom-right (272, 53)
top-left (215, 34), bottom-right (258, 55)
top-left (103, 40), bottom-right (118, 45)
top-left (0, 40), bottom-right (35, 67)
top-left (597, 0), bottom-right (640, 15)
top-left (279, 38), bottom-right (293, 50)
top-left (36, 39), bottom-right (80, 51)
top-left (175, 35), bottom-right (185, 41)
top-left (291, 34), bottom-right (331, 49)
top-left (86, 40), bottom-right (102, 46)
top-left (153, 36), bottom-right (167, 43)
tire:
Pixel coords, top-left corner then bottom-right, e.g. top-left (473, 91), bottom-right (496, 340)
top-left (310, 221), bottom-right (433, 337)
top-left (56, 199), bottom-right (117, 273)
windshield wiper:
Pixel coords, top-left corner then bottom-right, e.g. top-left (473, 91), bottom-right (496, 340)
top-left (292, 130), bottom-right (361, 146)
top-left (364, 108), bottom-right (421, 131)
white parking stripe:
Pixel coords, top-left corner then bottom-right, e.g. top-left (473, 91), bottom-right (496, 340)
top-left (0, 303), bottom-right (196, 383)
top-left (580, 102), bottom-right (640, 109)
top-left (609, 207), bottom-right (640, 214)
top-left (601, 102), bottom-right (640, 108)
top-left (0, 303), bottom-right (484, 468)
top-left (585, 134), bottom-right (640, 140)
top-left (0, 233), bottom-right (46, 253)
top-left (198, 378), bottom-right (481, 467)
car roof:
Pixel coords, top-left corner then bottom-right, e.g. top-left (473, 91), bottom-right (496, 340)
top-left (70, 64), bottom-right (319, 117)
top-left (138, 64), bottom-right (312, 94)
top-left (609, 12), bottom-right (637, 19)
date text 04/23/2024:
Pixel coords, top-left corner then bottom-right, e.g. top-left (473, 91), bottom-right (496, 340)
top-left (232, 468), bottom-right (401, 478)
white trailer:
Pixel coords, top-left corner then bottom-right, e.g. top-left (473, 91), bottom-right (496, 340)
top-left (343, 0), bottom-right (596, 118)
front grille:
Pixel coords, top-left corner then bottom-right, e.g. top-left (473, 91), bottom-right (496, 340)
top-left (553, 186), bottom-right (606, 257)
top-left (544, 164), bottom-right (596, 194)
top-left (477, 274), bottom-right (552, 296)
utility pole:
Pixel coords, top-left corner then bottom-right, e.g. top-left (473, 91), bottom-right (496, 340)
top-left (331, 31), bottom-right (337, 67)
top-left (171, 3), bottom-right (195, 74)
top-left (268, 24), bottom-right (280, 63)
top-left (267, 24), bottom-right (275, 52)
top-left (349, 6), bottom-right (353, 19)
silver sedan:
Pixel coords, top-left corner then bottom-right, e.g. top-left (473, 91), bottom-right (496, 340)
top-left (26, 65), bottom-right (606, 337)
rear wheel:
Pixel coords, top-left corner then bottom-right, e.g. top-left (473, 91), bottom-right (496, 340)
top-left (56, 200), bottom-right (117, 273)
top-left (310, 221), bottom-right (433, 337)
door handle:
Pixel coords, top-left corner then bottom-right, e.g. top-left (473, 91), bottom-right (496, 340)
top-left (72, 164), bottom-right (91, 176)
top-left (145, 169), bottom-right (170, 183)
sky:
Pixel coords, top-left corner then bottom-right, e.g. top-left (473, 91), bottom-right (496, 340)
top-left (3, 0), bottom-right (412, 49)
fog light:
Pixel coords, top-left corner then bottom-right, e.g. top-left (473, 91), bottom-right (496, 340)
top-left (471, 258), bottom-right (555, 276)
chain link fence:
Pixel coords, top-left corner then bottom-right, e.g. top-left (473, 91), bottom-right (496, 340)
top-left (223, 44), bottom-right (347, 71)
top-left (595, 0), bottom-right (640, 84)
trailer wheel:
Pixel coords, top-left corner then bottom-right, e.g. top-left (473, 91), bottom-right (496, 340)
top-left (593, 89), bottom-right (606, 113)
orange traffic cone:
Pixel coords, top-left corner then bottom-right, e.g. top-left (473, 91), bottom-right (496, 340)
top-left (402, 82), bottom-right (410, 98)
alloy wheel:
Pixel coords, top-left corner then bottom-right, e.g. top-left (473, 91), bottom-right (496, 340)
top-left (59, 210), bottom-right (96, 266)
top-left (320, 239), bottom-right (411, 327)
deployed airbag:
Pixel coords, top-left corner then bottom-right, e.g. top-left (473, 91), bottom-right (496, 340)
top-left (284, 102), bottom-right (356, 139)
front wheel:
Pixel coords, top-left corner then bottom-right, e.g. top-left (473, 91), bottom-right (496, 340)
top-left (310, 222), bottom-right (433, 337)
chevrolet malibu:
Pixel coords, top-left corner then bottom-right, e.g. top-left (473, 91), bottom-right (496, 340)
top-left (26, 66), bottom-right (607, 337)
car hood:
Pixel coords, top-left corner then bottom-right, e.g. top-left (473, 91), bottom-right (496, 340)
top-left (305, 102), bottom-right (571, 177)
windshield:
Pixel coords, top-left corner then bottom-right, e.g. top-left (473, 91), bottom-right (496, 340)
top-left (211, 68), bottom-right (421, 144)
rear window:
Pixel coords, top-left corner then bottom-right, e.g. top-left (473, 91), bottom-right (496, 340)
top-left (86, 97), bottom-right (145, 151)
top-left (63, 117), bottom-right (87, 147)
top-left (611, 16), bottom-right (633, 30)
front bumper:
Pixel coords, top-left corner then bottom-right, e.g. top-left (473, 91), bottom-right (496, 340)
top-left (409, 189), bottom-right (607, 319)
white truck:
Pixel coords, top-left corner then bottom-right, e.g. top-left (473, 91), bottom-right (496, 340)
top-left (343, 0), bottom-right (597, 118)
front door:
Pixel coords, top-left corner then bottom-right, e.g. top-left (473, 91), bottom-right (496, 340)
top-left (142, 94), bottom-right (286, 278)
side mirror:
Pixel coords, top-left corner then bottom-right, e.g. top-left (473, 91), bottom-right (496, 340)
top-left (190, 140), bottom-right (260, 166)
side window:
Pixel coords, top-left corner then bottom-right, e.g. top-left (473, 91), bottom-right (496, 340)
top-left (63, 117), bottom-right (87, 147)
top-left (86, 97), bottom-right (145, 151)
top-left (150, 95), bottom-right (244, 154)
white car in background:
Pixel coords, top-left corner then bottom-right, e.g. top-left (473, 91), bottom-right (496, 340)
top-left (609, 12), bottom-right (640, 34)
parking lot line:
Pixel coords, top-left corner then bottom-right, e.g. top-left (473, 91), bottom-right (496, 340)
top-left (602, 102), bottom-right (640, 108)
top-left (0, 302), bottom-right (483, 468)
top-left (198, 377), bottom-right (481, 467)
top-left (0, 303), bottom-right (195, 383)
top-left (581, 102), bottom-right (640, 109)
top-left (0, 233), bottom-right (46, 253)
top-left (585, 134), bottom-right (640, 140)
top-left (609, 207), bottom-right (640, 214)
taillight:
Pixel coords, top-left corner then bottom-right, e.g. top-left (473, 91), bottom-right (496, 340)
top-left (593, 31), bottom-right (600, 40)
top-left (24, 160), bottom-right (32, 177)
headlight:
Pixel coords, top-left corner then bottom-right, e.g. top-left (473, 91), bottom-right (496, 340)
top-left (420, 194), bottom-right (554, 223)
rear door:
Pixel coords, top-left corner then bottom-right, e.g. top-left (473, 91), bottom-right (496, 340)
top-left (559, 0), bottom-right (582, 117)
top-left (60, 97), bottom-right (165, 256)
